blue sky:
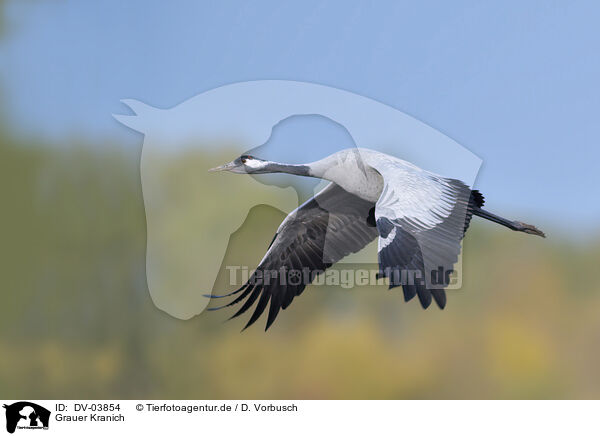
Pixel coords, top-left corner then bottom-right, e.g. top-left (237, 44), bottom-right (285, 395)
top-left (1, 1), bottom-right (599, 233)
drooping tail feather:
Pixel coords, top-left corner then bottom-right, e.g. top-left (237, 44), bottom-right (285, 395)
top-left (473, 208), bottom-right (545, 238)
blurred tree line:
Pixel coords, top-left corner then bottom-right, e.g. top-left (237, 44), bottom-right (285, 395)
top-left (2, 122), bottom-right (600, 399)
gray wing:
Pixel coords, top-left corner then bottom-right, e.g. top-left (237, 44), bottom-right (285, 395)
top-left (369, 158), bottom-right (480, 309)
top-left (207, 183), bottom-right (378, 330)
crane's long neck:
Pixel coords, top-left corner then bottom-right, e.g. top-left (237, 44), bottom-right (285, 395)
top-left (263, 156), bottom-right (353, 183)
top-left (261, 162), bottom-right (312, 177)
top-left (259, 156), bottom-right (338, 179)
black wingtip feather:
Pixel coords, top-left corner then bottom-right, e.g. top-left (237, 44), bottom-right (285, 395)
top-left (431, 289), bottom-right (447, 309)
top-left (265, 289), bottom-right (282, 331)
top-left (229, 286), bottom-right (261, 320)
top-left (203, 283), bottom-right (249, 299)
top-left (207, 285), bottom-right (255, 311)
top-left (417, 288), bottom-right (432, 309)
top-left (402, 284), bottom-right (417, 302)
top-left (242, 291), bottom-right (271, 331)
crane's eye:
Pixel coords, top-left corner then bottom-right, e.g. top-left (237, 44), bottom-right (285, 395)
top-left (240, 155), bottom-right (253, 164)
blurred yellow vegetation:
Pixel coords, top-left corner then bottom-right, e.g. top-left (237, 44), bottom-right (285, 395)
top-left (1, 135), bottom-right (599, 399)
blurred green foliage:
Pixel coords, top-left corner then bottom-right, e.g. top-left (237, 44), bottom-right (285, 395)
top-left (1, 129), bottom-right (600, 399)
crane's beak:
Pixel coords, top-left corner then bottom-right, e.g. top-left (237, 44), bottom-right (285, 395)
top-left (208, 161), bottom-right (237, 172)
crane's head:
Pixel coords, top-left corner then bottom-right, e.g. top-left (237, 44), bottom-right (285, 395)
top-left (208, 154), bottom-right (271, 174)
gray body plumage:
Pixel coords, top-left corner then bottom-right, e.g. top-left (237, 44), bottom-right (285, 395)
top-left (208, 148), bottom-right (545, 330)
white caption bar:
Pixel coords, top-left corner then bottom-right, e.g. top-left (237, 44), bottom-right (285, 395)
top-left (1, 400), bottom-right (597, 435)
